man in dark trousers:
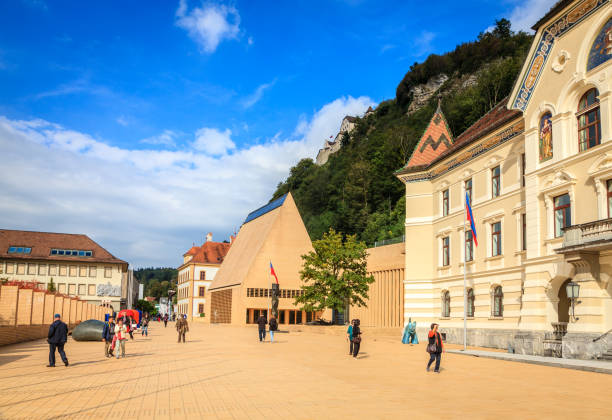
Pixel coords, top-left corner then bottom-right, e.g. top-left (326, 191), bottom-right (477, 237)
top-left (47, 314), bottom-right (69, 367)
top-left (257, 313), bottom-right (267, 342)
top-left (102, 316), bottom-right (115, 358)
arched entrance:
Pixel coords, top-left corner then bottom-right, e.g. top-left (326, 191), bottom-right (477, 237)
top-left (557, 279), bottom-right (570, 323)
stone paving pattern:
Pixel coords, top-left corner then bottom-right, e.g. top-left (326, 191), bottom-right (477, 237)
top-left (0, 322), bottom-right (611, 419)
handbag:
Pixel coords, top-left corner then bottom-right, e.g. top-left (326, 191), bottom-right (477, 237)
top-left (426, 343), bottom-right (437, 353)
top-left (353, 335), bottom-right (362, 344)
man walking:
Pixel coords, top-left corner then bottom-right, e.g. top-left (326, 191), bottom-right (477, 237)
top-left (102, 316), bottom-right (115, 358)
top-left (257, 313), bottom-right (267, 342)
top-left (269, 315), bottom-right (278, 343)
top-left (176, 314), bottom-right (189, 343)
top-left (47, 314), bottom-right (69, 367)
top-left (163, 313), bottom-right (168, 328)
top-left (141, 314), bottom-right (149, 337)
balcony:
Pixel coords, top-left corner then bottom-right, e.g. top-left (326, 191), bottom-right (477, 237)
top-left (557, 218), bottom-right (612, 254)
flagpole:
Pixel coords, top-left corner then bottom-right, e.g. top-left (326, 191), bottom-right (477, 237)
top-left (268, 260), bottom-right (272, 320)
top-left (463, 194), bottom-right (467, 351)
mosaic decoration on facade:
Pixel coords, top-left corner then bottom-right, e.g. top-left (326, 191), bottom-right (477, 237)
top-left (399, 120), bottom-right (524, 183)
top-left (539, 112), bottom-right (553, 162)
top-left (511, 0), bottom-right (609, 111)
top-left (587, 16), bottom-right (612, 71)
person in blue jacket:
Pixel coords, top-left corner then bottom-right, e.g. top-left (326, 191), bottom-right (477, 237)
top-left (102, 316), bottom-right (115, 358)
top-left (347, 319), bottom-right (354, 355)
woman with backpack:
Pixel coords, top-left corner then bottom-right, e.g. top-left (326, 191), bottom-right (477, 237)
top-left (352, 319), bottom-right (362, 358)
top-left (269, 315), bottom-right (278, 343)
top-left (426, 323), bottom-right (444, 373)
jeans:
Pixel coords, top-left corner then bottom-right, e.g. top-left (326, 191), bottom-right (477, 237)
top-left (427, 352), bottom-right (441, 372)
top-left (259, 328), bottom-right (266, 342)
top-left (115, 340), bottom-right (126, 358)
top-left (142, 325), bottom-right (148, 336)
top-left (104, 340), bottom-right (114, 357)
top-left (49, 343), bottom-right (68, 366)
top-left (269, 330), bottom-right (275, 342)
top-left (352, 340), bottom-right (360, 357)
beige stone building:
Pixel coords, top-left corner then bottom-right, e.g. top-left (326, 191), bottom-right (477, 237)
top-left (206, 193), bottom-right (327, 325)
top-left (0, 230), bottom-right (128, 311)
top-left (396, 0), bottom-right (612, 359)
top-left (176, 233), bottom-right (231, 320)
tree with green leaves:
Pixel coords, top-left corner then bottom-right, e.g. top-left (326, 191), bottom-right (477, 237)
top-left (135, 299), bottom-right (156, 315)
top-left (47, 277), bottom-right (56, 293)
top-left (295, 229), bottom-right (374, 314)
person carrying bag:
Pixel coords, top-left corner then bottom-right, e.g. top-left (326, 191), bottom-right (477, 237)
top-left (426, 323), bottom-right (444, 373)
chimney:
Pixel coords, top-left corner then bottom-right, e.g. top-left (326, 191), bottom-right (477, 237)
top-left (206, 232), bottom-right (213, 242)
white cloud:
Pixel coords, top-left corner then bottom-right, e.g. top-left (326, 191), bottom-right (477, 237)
top-left (413, 31), bottom-right (436, 57)
top-left (241, 79), bottom-right (276, 109)
top-left (140, 129), bottom-right (180, 147)
top-left (247, 36), bottom-right (254, 45)
top-left (175, 0), bottom-right (241, 53)
top-left (380, 44), bottom-right (396, 54)
top-left (507, 0), bottom-right (552, 33)
top-left (0, 95), bottom-right (374, 267)
top-left (34, 78), bottom-right (112, 100)
top-left (116, 115), bottom-right (129, 127)
top-left (193, 127), bottom-right (235, 155)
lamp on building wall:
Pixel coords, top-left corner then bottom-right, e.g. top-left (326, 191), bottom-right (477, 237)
top-left (566, 281), bottom-right (581, 322)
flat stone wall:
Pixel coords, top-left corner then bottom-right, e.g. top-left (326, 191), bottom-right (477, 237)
top-left (416, 327), bottom-right (611, 360)
top-left (0, 285), bottom-right (112, 346)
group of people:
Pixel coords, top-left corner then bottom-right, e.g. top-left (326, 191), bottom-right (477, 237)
top-left (256, 313), bottom-right (278, 343)
top-left (101, 313), bottom-right (148, 359)
top-left (346, 319), bottom-right (362, 358)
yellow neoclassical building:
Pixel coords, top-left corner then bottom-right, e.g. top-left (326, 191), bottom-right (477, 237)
top-left (396, 0), bottom-right (612, 359)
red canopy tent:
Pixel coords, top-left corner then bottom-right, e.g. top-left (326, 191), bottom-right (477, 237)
top-left (116, 309), bottom-right (140, 323)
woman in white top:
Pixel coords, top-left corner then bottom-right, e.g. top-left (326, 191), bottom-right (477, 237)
top-left (114, 318), bottom-right (128, 359)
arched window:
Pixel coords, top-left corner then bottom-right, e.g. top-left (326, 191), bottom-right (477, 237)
top-left (467, 288), bottom-right (475, 317)
top-left (441, 290), bottom-right (451, 317)
top-left (577, 88), bottom-right (601, 152)
top-left (492, 286), bottom-right (503, 317)
top-left (539, 112), bottom-right (553, 162)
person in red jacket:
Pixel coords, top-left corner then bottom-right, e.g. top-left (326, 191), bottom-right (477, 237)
top-left (426, 323), bottom-right (444, 373)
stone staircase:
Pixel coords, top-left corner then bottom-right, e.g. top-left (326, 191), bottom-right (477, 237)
top-left (598, 346), bottom-right (612, 361)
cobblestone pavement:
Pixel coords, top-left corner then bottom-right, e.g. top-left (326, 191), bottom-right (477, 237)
top-left (0, 322), bottom-right (611, 419)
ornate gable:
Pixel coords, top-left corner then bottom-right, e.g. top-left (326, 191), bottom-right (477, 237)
top-left (405, 102), bottom-right (454, 168)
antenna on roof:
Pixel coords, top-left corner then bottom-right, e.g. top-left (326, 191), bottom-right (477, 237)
top-left (436, 96), bottom-right (442, 113)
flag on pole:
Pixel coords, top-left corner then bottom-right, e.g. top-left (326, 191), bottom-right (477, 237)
top-left (466, 193), bottom-right (478, 246)
top-left (270, 262), bottom-right (279, 284)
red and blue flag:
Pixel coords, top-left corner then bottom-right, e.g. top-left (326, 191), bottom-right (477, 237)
top-left (466, 193), bottom-right (478, 246)
top-left (270, 262), bottom-right (279, 284)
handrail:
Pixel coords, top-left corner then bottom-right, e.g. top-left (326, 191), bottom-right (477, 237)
top-left (592, 328), bottom-right (612, 342)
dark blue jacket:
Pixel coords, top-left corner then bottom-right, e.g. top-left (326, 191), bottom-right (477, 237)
top-left (47, 320), bottom-right (68, 344)
top-left (102, 322), bottom-right (115, 341)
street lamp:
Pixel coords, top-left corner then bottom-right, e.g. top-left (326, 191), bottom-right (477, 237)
top-left (565, 281), bottom-right (580, 322)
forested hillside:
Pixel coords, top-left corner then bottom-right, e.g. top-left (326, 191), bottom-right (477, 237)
top-left (134, 267), bottom-right (177, 300)
top-left (271, 20), bottom-right (532, 245)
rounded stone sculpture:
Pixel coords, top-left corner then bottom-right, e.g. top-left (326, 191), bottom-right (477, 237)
top-left (72, 319), bottom-right (106, 341)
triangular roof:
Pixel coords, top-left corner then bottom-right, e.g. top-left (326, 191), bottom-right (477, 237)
top-left (209, 192), bottom-right (312, 291)
top-left (404, 102), bottom-right (454, 168)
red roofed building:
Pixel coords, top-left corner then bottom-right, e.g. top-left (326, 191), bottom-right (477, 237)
top-left (176, 232), bottom-right (232, 320)
top-left (404, 101), bottom-right (454, 169)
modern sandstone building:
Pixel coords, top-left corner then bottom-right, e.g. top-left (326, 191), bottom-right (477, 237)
top-left (176, 233), bottom-right (232, 320)
top-left (396, 0), bottom-right (612, 359)
top-left (0, 229), bottom-right (128, 311)
top-left (206, 193), bottom-right (326, 325)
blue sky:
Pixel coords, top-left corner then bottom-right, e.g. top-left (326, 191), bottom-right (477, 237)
top-left (0, 0), bottom-right (548, 267)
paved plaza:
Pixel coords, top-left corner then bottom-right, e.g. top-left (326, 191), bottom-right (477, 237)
top-left (0, 323), bottom-right (611, 420)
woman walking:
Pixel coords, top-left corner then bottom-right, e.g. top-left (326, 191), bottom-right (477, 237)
top-left (114, 318), bottom-right (128, 359)
top-left (347, 320), bottom-right (354, 355)
top-left (269, 315), bottom-right (278, 343)
top-left (426, 323), bottom-right (444, 373)
top-left (352, 319), bottom-right (362, 358)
